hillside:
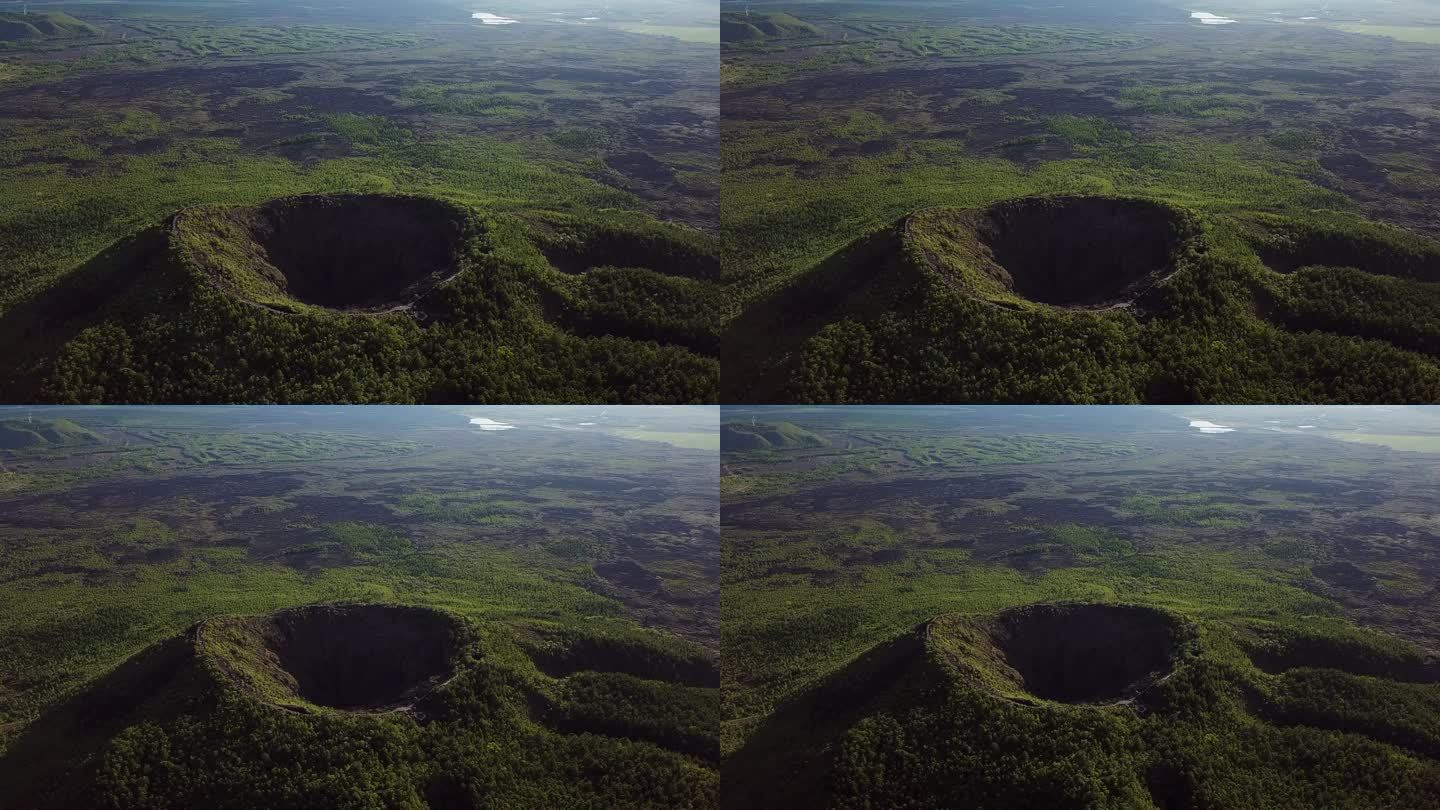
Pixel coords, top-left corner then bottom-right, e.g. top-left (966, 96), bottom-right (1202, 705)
top-left (721, 12), bottom-right (821, 43)
top-left (726, 602), bottom-right (1440, 808)
top-left (0, 12), bottom-right (99, 43)
top-left (724, 195), bottom-right (1440, 403)
top-left (0, 603), bottom-right (720, 808)
top-left (0, 406), bottom-right (720, 807)
top-left (720, 421), bottom-right (828, 451)
top-left (0, 417), bottom-right (103, 450)
top-left (0, 194), bottom-right (720, 404)
top-left (722, 406), bottom-right (1440, 808)
top-left (722, 0), bottom-right (1440, 404)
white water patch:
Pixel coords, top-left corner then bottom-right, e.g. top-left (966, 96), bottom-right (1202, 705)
top-left (1189, 420), bottom-right (1236, 433)
top-left (1297, 425), bottom-right (1317, 429)
top-left (578, 422), bottom-right (596, 426)
top-left (469, 417), bottom-right (516, 431)
top-left (472, 12), bottom-right (518, 25)
top-left (1191, 11), bottom-right (1238, 25)
top-left (1300, 16), bottom-right (1318, 21)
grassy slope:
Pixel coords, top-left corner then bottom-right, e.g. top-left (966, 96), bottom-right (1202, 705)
top-left (0, 12), bottom-right (100, 43)
top-left (0, 417), bottom-right (104, 449)
top-left (720, 421), bottom-right (829, 451)
top-left (721, 12), bottom-right (821, 44)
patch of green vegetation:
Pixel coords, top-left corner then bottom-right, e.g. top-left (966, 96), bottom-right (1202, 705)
top-left (325, 522), bottom-right (412, 560)
top-left (1335, 24), bottom-right (1440, 45)
top-left (1117, 84), bottom-right (1259, 119)
top-left (869, 23), bottom-right (1141, 59)
top-left (1045, 523), bottom-right (1134, 558)
top-left (616, 24), bottom-right (719, 44)
top-left (393, 492), bottom-right (531, 526)
top-left (402, 84), bottom-right (542, 122)
top-left (721, 12), bottom-right (821, 44)
top-left (1269, 129), bottom-right (1333, 151)
top-left (1046, 115), bottom-right (1132, 147)
top-left (614, 429), bottom-right (720, 451)
top-left (323, 113), bottom-right (416, 149)
top-left (543, 535), bottom-right (604, 560)
top-left (1116, 494), bottom-right (1253, 528)
top-left (0, 417), bottom-right (104, 450)
top-left (549, 127), bottom-right (612, 151)
top-left (0, 11), bottom-right (99, 44)
top-left (720, 421), bottom-right (828, 452)
top-left (1325, 433), bottom-right (1440, 453)
top-left (1263, 536), bottom-right (1326, 561)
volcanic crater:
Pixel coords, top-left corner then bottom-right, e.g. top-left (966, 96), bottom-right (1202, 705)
top-left (898, 195), bottom-right (1200, 311)
top-left (199, 603), bottom-right (464, 712)
top-left (174, 193), bottom-right (478, 312)
top-left (935, 603), bottom-right (1184, 705)
top-left (976, 197), bottom-right (1193, 306)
